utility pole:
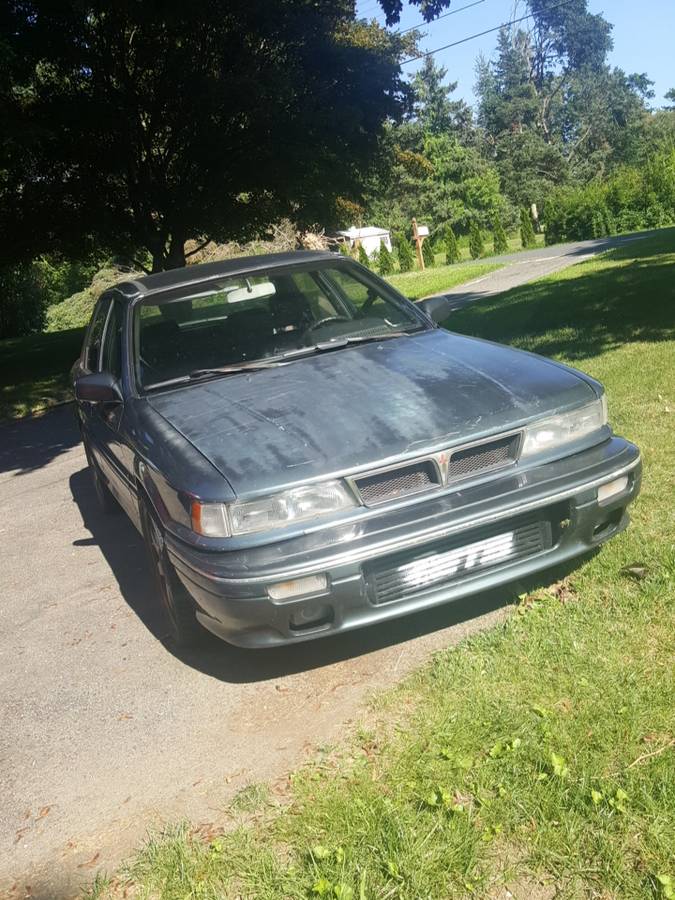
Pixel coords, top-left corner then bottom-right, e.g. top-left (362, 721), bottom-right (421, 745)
top-left (412, 218), bottom-right (425, 271)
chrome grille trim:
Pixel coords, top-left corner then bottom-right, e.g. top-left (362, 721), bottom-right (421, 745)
top-left (367, 513), bottom-right (552, 605)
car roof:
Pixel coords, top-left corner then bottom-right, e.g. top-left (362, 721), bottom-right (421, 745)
top-left (112, 250), bottom-right (339, 300)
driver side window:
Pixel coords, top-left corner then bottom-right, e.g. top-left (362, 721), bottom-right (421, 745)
top-left (100, 299), bottom-right (124, 380)
top-left (84, 296), bottom-right (111, 372)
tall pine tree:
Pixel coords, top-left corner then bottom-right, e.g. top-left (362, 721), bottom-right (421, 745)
top-left (444, 224), bottom-right (460, 264)
top-left (492, 214), bottom-right (509, 254)
top-left (469, 221), bottom-right (484, 259)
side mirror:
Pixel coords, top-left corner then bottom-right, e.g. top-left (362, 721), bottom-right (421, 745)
top-left (75, 371), bottom-right (123, 403)
top-left (416, 295), bottom-right (452, 325)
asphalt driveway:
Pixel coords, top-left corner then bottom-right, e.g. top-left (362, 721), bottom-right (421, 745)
top-left (434, 232), bottom-right (652, 309)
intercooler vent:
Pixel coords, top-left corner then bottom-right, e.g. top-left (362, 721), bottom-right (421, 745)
top-left (366, 512), bottom-right (552, 606)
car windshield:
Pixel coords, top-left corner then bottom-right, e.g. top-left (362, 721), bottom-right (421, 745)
top-left (135, 261), bottom-right (427, 389)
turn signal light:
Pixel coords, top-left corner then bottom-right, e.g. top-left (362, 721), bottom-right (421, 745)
top-left (267, 574), bottom-right (328, 601)
top-left (597, 476), bottom-right (629, 504)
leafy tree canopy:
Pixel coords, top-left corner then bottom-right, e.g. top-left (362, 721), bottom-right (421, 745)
top-left (0, 0), bottom-right (450, 271)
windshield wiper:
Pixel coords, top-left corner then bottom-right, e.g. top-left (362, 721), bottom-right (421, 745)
top-left (293, 332), bottom-right (410, 356)
top-left (145, 359), bottom-right (285, 391)
top-left (188, 359), bottom-right (286, 379)
top-left (144, 333), bottom-right (412, 391)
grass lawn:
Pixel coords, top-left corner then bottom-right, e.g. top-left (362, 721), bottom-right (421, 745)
top-left (85, 229), bottom-right (674, 900)
top-left (387, 261), bottom-right (502, 300)
top-left (0, 326), bottom-right (85, 421)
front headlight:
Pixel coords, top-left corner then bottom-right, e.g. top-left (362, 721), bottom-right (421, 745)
top-left (520, 396), bottom-right (608, 459)
top-left (191, 480), bottom-right (357, 537)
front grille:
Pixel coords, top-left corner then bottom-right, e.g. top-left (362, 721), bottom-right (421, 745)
top-left (366, 512), bottom-right (552, 606)
top-left (447, 433), bottom-right (520, 483)
top-left (355, 461), bottom-right (440, 506)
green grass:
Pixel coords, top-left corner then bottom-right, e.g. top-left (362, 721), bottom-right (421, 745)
top-left (387, 260), bottom-right (502, 300)
top-left (0, 326), bottom-right (84, 420)
top-left (85, 229), bottom-right (675, 899)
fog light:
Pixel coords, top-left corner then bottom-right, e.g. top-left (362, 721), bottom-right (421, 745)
top-left (597, 476), bottom-right (629, 504)
top-left (267, 573), bottom-right (328, 601)
top-left (289, 603), bottom-right (333, 630)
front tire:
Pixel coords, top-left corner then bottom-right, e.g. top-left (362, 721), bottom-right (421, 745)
top-left (140, 502), bottom-right (204, 648)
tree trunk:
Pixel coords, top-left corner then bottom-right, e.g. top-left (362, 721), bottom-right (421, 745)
top-left (149, 232), bottom-right (186, 272)
top-left (165, 233), bottom-right (186, 269)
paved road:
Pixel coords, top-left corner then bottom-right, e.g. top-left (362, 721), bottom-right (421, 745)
top-left (432, 232), bottom-right (651, 309)
top-left (1, 408), bottom-right (518, 899)
top-left (1, 233), bottom-right (646, 898)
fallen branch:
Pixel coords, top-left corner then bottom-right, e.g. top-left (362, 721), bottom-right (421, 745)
top-left (624, 738), bottom-right (675, 771)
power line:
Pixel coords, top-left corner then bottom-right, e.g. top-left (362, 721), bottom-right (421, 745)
top-left (401, 0), bottom-right (575, 64)
top-left (397, 0), bottom-right (487, 36)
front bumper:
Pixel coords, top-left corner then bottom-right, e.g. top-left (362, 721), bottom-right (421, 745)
top-left (167, 437), bottom-right (641, 648)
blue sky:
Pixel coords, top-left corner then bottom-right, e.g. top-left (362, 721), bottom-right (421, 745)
top-left (356, 0), bottom-right (675, 109)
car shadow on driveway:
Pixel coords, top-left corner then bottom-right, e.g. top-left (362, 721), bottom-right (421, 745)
top-left (70, 465), bottom-right (592, 685)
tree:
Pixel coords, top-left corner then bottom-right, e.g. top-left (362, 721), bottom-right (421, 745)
top-left (422, 237), bottom-right (435, 267)
top-left (665, 88), bottom-right (675, 111)
top-left (378, 242), bottom-right (394, 275)
top-left (1, 1), bottom-right (440, 272)
top-left (520, 208), bottom-right (537, 248)
top-left (0, 264), bottom-right (47, 339)
top-left (444, 224), bottom-right (460, 264)
top-left (396, 234), bottom-right (415, 272)
top-left (411, 57), bottom-right (473, 138)
top-left (492, 215), bottom-right (509, 254)
top-left (474, 2), bottom-right (636, 208)
top-left (357, 244), bottom-right (371, 268)
top-left (469, 221), bottom-right (484, 259)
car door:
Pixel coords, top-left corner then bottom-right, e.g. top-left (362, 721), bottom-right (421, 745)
top-left (84, 297), bottom-right (138, 519)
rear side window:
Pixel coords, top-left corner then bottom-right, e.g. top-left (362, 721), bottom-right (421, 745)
top-left (84, 296), bottom-right (111, 372)
top-left (100, 299), bottom-right (124, 379)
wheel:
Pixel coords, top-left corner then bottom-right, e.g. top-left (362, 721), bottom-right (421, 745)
top-left (83, 440), bottom-right (119, 514)
top-left (140, 502), bottom-right (204, 647)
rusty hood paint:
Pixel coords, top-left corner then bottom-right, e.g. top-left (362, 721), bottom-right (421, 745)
top-left (147, 329), bottom-right (597, 497)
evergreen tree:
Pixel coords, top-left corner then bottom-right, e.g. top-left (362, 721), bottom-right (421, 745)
top-left (445, 224), bottom-right (460, 264)
top-left (492, 214), bottom-right (509, 253)
top-left (357, 243), bottom-right (371, 268)
top-left (520, 208), bottom-right (537, 248)
top-left (422, 238), bottom-right (435, 268)
top-left (378, 241), bottom-right (394, 275)
top-left (469, 221), bottom-right (484, 259)
top-left (396, 234), bottom-right (415, 272)
top-left (412, 57), bottom-right (472, 138)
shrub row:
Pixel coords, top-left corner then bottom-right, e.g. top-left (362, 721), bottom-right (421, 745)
top-left (544, 150), bottom-right (675, 243)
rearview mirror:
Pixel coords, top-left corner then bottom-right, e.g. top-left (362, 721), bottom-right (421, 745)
top-left (75, 372), bottom-right (123, 403)
top-left (416, 295), bottom-right (452, 324)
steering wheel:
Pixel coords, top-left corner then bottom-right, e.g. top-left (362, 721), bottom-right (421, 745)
top-left (305, 315), bottom-right (351, 332)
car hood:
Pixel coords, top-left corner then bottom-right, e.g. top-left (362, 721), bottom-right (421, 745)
top-left (147, 330), bottom-right (597, 496)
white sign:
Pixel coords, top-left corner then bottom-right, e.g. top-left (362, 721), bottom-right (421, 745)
top-left (417, 225), bottom-right (430, 237)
